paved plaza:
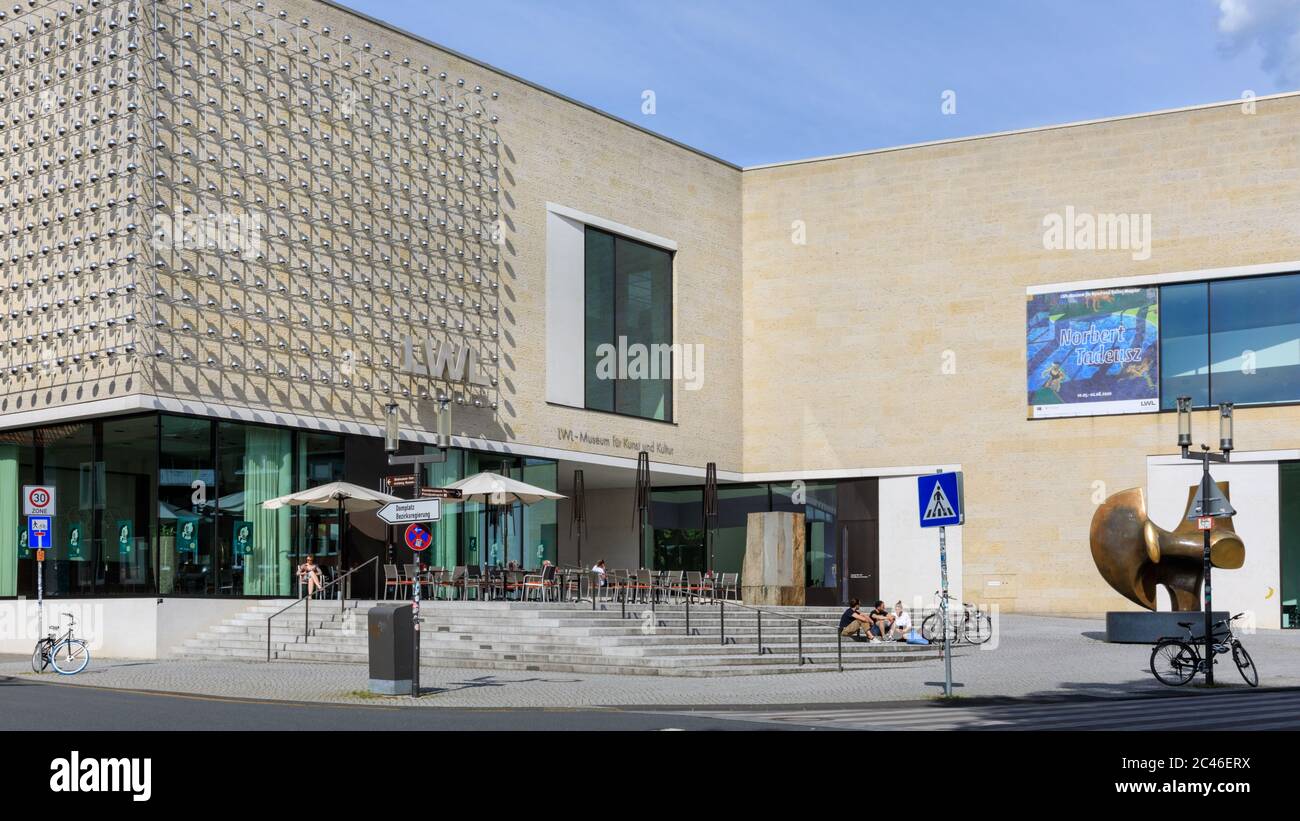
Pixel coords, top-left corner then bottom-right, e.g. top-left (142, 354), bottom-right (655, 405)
top-left (4, 615), bottom-right (1298, 710)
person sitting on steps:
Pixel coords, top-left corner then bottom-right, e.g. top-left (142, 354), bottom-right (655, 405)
top-left (867, 600), bottom-right (893, 641)
top-left (839, 598), bottom-right (875, 642)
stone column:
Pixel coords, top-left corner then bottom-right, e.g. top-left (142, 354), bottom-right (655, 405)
top-left (741, 511), bottom-right (805, 606)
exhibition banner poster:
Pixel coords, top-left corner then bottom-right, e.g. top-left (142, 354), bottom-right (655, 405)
top-left (1027, 286), bottom-right (1159, 418)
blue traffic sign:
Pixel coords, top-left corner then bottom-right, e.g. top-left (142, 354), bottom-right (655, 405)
top-left (28, 515), bottom-right (51, 550)
top-left (404, 523), bottom-right (432, 552)
top-left (917, 472), bottom-right (963, 528)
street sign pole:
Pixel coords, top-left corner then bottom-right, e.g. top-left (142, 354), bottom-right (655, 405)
top-left (1201, 451), bottom-right (1214, 687)
top-left (36, 541), bottom-right (43, 647)
top-left (917, 471), bottom-right (962, 699)
top-left (412, 465), bottom-right (421, 700)
top-left (939, 524), bottom-right (952, 698)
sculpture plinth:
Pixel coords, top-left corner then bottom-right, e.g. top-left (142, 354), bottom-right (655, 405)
top-left (741, 511), bottom-right (805, 606)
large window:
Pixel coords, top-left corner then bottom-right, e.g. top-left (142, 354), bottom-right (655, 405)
top-left (1159, 282), bottom-right (1209, 409)
top-left (584, 226), bottom-right (673, 421)
top-left (159, 416), bottom-right (216, 595)
top-left (1161, 273), bottom-right (1300, 408)
top-left (1, 414), bottom-right (559, 597)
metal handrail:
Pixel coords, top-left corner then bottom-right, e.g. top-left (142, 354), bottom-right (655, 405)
top-left (716, 599), bottom-right (844, 670)
top-left (578, 576), bottom-right (865, 670)
top-left (265, 556), bottom-right (380, 662)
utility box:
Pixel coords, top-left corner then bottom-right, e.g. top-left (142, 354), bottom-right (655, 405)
top-left (368, 603), bottom-right (414, 695)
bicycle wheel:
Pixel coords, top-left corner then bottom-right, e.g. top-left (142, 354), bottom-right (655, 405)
top-left (1150, 640), bottom-right (1197, 686)
top-left (30, 640), bottom-right (51, 673)
top-left (49, 639), bottom-right (90, 675)
top-left (1232, 642), bottom-right (1259, 687)
top-left (920, 613), bottom-right (941, 642)
top-left (964, 611), bottom-right (993, 644)
top-left (923, 612), bottom-right (956, 643)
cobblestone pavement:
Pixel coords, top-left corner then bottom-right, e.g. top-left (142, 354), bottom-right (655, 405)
top-left (3, 615), bottom-right (1297, 709)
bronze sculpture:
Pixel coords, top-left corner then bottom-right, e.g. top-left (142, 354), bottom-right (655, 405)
top-left (1090, 483), bottom-right (1244, 611)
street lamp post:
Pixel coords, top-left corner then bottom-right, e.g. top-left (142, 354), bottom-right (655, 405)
top-left (1174, 396), bottom-right (1234, 686)
top-left (384, 398), bottom-right (453, 698)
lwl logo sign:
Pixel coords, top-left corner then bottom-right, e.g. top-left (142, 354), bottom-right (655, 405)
top-left (399, 336), bottom-right (491, 386)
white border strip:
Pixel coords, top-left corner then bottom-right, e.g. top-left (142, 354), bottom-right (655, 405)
top-left (748, 91), bottom-right (1300, 171)
top-left (544, 202), bottom-right (678, 251)
top-left (1026, 259), bottom-right (1300, 296)
top-left (0, 394), bottom-right (958, 485)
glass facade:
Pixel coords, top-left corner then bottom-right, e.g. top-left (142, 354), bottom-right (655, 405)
top-left (0, 413), bottom-right (557, 598)
top-left (583, 226), bottom-right (674, 421)
top-left (651, 480), bottom-right (855, 601)
top-left (1161, 272), bottom-right (1300, 408)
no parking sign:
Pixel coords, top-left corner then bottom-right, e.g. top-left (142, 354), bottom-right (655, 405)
top-left (404, 523), bottom-right (432, 552)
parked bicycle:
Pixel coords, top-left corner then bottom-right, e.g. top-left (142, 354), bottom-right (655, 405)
top-left (31, 613), bottom-right (91, 675)
top-left (1149, 612), bottom-right (1257, 687)
top-left (920, 590), bottom-right (993, 644)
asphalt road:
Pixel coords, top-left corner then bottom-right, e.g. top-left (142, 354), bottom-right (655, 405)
top-left (8, 671), bottom-right (1300, 732)
top-left (0, 675), bottom-right (791, 731)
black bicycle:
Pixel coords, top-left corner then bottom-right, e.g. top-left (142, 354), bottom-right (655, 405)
top-left (920, 590), bottom-right (993, 644)
top-left (31, 613), bottom-right (91, 675)
top-left (1149, 612), bottom-right (1257, 687)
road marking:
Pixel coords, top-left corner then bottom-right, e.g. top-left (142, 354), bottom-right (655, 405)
top-left (685, 689), bottom-right (1300, 730)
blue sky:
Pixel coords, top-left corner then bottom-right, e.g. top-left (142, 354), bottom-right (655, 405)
top-left (342, 0), bottom-right (1300, 166)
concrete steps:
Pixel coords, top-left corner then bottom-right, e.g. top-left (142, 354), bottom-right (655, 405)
top-left (174, 599), bottom-right (948, 676)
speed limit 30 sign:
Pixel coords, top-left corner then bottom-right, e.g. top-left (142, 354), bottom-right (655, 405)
top-left (23, 485), bottom-right (56, 517)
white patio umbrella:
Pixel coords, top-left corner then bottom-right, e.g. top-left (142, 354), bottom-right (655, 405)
top-left (261, 481), bottom-right (402, 575)
top-left (444, 472), bottom-right (566, 505)
top-left (443, 472), bottom-right (565, 571)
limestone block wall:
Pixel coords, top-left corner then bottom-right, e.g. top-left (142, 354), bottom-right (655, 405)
top-left (741, 94), bottom-right (1300, 615)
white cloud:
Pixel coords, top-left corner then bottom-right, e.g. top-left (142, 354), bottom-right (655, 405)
top-left (1216, 0), bottom-right (1300, 85)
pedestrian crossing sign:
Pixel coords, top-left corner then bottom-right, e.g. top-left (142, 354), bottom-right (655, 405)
top-left (917, 472), bottom-right (963, 528)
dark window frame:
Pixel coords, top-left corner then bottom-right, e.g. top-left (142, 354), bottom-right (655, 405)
top-left (1158, 270), bottom-right (1300, 412)
top-left (582, 225), bottom-right (675, 423)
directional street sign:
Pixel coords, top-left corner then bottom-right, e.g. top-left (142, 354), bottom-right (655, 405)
top-left (28, 515), bottom-right (51, 550)
top-left (917, 471), bottom-right (964, 528)
top-left (419, 488), bottom-right (463, 500)
top-left (379, 499), bottom-right (443, 526)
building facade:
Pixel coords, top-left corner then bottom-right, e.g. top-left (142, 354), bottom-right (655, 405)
top-left (1, 0), bottom-right (1298, 637)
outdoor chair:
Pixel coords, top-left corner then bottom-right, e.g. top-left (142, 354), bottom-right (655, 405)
top-left (441, 565), bottom-right (467, 600)
top-left (423, 567), bottom-right (445, 599)
top-left (663, 570), bottom-right (685, 603)
top-left (464, 565), bottom-right (485, 601)
top-left (557, 568), bottom-right (581, 602)
top-left (610, 569), bottom-right (631, 602)
top-left (402, 564), bottom-right (422, 598)
top-left (522, 563), bottom-right (557, 602)
top-left (485, 567), bottom-right (504, 600)
top-left (718, 572), bottom-right (740, 602)
top-left (628, 569), bottom-right (654, 604)
top-left (684, 571), bottom-right (705, 603)
top-left (383, 564), bottom-right (412, 600)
